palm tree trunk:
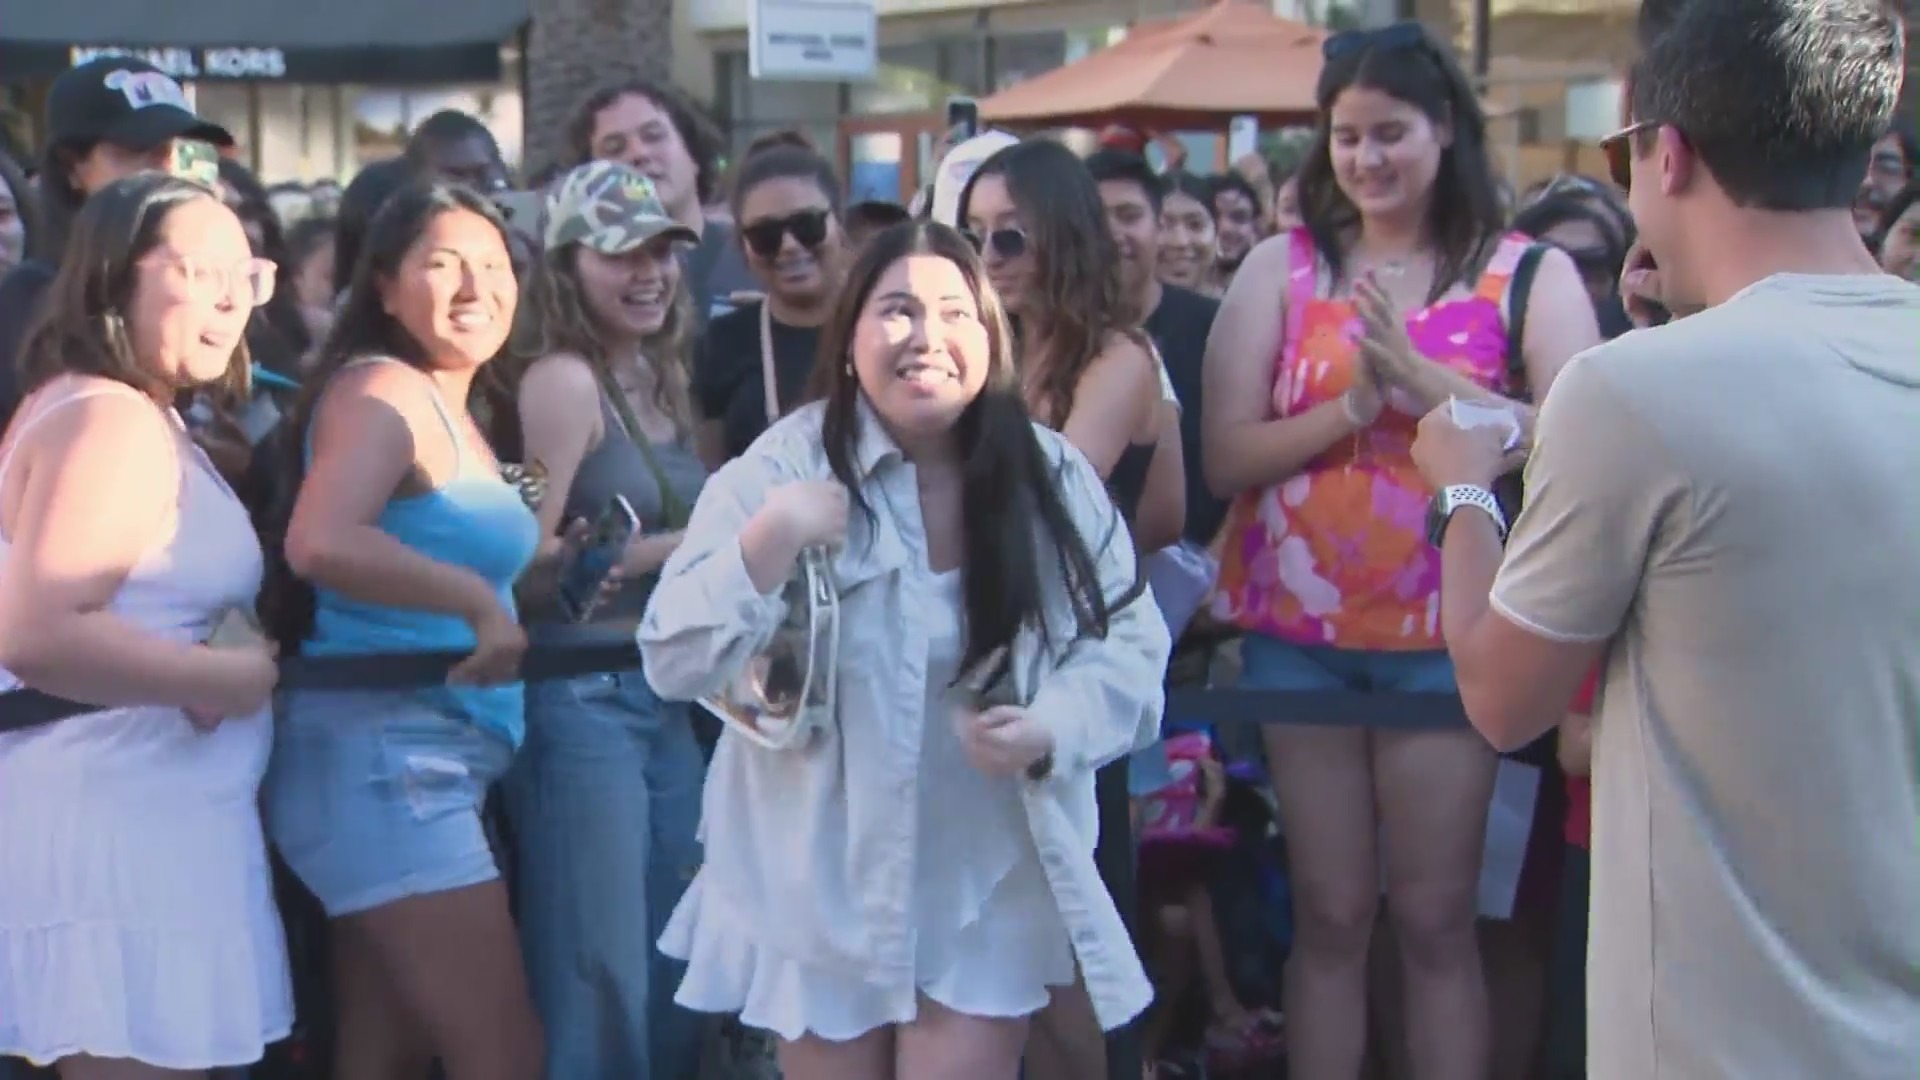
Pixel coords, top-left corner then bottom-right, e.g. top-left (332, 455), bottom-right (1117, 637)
top-left (525, 0), bottom-right (675, 175)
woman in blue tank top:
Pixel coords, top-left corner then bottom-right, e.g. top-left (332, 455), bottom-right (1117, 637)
top-left (489, 161), bottom-right (712, 1080)
top-left (258, 183), bottom-right (544, 1080)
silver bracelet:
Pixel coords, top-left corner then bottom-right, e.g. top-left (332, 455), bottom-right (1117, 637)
top-left (1340, 389), bottom-right (1368, 427)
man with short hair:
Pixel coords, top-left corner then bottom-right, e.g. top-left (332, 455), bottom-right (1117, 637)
top-left (1412, 0), bottom-right (1920, 1075)
top-left (404, 108), bottom-right (510, 194)
top-left (1084, 148), bottom-right (1226, 545)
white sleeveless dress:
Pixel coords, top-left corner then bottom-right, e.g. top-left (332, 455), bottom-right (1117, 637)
top-left (0, 381), bottom-right (293, 1068)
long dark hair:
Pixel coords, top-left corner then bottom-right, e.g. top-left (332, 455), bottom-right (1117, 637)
top-left (257, 182), bottom-right (514, 648)
top-left (955, 139), bottom-right (1141, 428)
top-left (16, 173), bottom-right (249, 402)
top-left (805, 220), bottom-right (1138, 680)
top-left (1294, 23), bottom-right (1506, 305)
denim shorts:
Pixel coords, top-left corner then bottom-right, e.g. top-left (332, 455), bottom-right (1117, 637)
top-left (263, 689), bottom-right (514, 917)
top-left (1237, 633), bottom-right (1459, 720)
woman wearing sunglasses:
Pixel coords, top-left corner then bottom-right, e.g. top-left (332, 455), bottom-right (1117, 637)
top-left (1203, 23), bottom-right (1598, 1080)
top-left (693, 133), bottom-right (847, 467)
top-left (959, 137), bottom-right (1183, 1080)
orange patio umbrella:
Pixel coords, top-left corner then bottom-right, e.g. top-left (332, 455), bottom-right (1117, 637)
top-left (979, 1), bottom-right (1327, 131)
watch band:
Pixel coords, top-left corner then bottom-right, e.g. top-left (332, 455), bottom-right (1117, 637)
top-left (1430, 484), bottom-right (1508, 546)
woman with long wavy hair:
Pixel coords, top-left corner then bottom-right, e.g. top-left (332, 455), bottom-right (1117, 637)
top-left (957, 138), bottom-right (1183, 1080)
top-left (638, 218), bottom-right (1168, 1080)
top-left (491, 160), bottom-right (711, 1080)
top-left (259, 182), bottom-right (544, 1080)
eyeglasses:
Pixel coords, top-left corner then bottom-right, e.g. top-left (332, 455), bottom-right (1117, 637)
top-left (740, 208), bottom-right (832, 259)
top-left (1322, 21), bottom-right (1426, 60)
top-left (1599, 119), bottom-right (1660, 192)
top-left (963, 227), bottom-right (1028, 260)
top-left (147, 254), bottom-right (278, 308)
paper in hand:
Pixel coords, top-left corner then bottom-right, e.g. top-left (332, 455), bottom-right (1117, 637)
top-left (1447, 396), bottom-right (1524, 451)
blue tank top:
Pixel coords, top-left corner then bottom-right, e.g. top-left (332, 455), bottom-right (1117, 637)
top-left (306, 358), bottom-right (541, 747)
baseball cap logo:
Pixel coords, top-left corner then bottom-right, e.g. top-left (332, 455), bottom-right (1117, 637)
top-left (103, 69), bottom-right (189, 112)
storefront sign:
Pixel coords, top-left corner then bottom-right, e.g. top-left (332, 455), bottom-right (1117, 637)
top-left (70, 45), bottom-right (290, 81)
top-left (749, 0), bottom-right (877, 81)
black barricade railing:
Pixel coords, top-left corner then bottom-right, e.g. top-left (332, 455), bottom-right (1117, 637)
top-left (1, 625), bottom-right (1474, 732)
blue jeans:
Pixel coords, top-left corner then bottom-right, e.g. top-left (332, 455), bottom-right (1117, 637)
top-left (503, 669), bottom-right (707, 1080)
top-left (1237, 635), bottom-right (1459, 702)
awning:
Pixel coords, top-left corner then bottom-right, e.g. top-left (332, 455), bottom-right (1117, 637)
top-left (0, 0), bottom-right (529, 84)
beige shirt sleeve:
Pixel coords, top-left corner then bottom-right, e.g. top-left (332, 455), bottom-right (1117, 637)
top-left (1490, 353), bottom-right (1691, 643)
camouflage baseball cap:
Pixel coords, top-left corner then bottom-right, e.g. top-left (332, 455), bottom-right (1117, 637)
top-left (543, 161), bottom-right (698, 254)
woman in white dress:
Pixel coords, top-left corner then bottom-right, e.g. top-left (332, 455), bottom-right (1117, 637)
top-left (638, 219), bottom-right (1172, 1080)
top-left (0, 173), bottom-right (291, 1077)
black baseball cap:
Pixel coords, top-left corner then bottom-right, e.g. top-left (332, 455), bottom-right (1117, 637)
top-left (46, 56), bottom-right (234, 151)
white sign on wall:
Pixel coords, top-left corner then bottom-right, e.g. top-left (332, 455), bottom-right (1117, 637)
top-left (749, 0), bottom-right (878, 82)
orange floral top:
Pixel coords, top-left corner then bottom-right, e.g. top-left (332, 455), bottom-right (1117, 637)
top-left (1210, 228), bottom-right (1532, 651)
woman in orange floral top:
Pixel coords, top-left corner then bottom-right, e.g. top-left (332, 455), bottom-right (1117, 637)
top-left (1199, 22), bottom-right (1599, 1080)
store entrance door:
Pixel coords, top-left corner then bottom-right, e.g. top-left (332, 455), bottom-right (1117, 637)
top-left (836, 111), bottom-right (950, 207)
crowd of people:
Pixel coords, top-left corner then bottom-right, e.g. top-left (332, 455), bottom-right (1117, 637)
top-left (0, 1), bottom-right (1916, 1079)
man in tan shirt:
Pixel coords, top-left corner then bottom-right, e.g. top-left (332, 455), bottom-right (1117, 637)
top-left (1410, 0), bottom-right (1920, 1075)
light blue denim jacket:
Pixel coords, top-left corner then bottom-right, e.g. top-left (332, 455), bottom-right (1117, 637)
top-left (638, 400), bottom-right (1169, 1030)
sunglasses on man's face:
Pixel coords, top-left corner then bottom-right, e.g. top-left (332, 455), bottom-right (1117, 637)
top-left (1599, 119), bottom-right (1660, 192)
top-left (740, 208), bottom-right (831, 259)
top-left (964, 227), bottom-right (1028, 260)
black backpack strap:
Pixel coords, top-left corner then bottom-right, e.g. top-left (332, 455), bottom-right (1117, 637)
top-left (1504, 242), bottom-right (1550, 402)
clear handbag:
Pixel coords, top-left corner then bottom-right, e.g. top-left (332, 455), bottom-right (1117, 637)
top-left (697, 546), bottom-right (839, 750)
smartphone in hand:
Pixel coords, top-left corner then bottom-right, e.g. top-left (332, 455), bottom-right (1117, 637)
top-left (557, 496), bottom-right (640, 622)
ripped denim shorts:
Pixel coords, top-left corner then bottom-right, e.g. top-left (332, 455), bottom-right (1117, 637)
top-left (263, 689), bottom-right (514, 917)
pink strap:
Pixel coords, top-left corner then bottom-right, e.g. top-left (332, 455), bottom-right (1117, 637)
top-left (1272, 228), bottom-right (1318, 419)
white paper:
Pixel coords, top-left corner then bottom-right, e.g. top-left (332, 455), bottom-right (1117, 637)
top-left (1448, 395), bottom-right (1524, 451)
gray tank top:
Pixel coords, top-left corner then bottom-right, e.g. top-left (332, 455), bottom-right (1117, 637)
top-left (558, 391), bottom-right (707, 621)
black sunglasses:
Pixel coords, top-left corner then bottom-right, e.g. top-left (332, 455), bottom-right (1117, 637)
top-left (741, 208), bottom-right (831, 258)
top-left (964, 227), bottom-right (1028, 260)
top-left (1599, 119), bottom-right (1660, 192)
top-left (1322, 21), bottom-right (1426, 60)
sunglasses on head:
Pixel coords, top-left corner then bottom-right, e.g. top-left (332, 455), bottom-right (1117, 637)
top-left (1322, 21), bottom-right (1426, 60)
top-left (740, 208), bottom-right (831, 259)
top-left (1599, 119), bottom-right (1660, 192)
top-left (964, 227), bottom-right (1028, 260)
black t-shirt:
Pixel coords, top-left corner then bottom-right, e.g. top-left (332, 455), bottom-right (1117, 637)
top-left (0, 259), bottom-right (58, 435)
top-left (685, 218), bottom-right (758, 332)
top-left (693, 301), bottom-right (822, 462)
top-left (1144, 283), bottom-right (1226, 545)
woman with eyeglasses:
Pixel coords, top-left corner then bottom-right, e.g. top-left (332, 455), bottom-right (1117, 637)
top-left (1202, 23), bottom-right (1599, 1080)
top-left (0, 174), bottom-right (290, 1078)
top-left (640, 218), bottom-right (1168, 1080)
top-left (258, 183), bottom-right (544, 1080)
top-left (692, 134), bottom-right (847, 466)
top-left (492, 160), bottom-right (710, 1080)
top-left (1512, 189), bottom-right (1635, 338)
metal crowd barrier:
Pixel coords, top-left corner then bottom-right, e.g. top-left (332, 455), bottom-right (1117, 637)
top-left (1, 626), bottom-right (1475, 733)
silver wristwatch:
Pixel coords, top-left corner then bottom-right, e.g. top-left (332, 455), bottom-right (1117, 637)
top-left (1425, 484), bottom-right (1508, 547)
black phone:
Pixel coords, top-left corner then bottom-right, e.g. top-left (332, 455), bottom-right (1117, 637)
top-left (946, 96), bottom-right (979, 141)
top-left (557, 496), bottom-right (639, 622)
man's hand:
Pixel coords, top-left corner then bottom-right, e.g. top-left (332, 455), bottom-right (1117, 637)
top-left (1412, 403), bottom-right (1520, 490)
